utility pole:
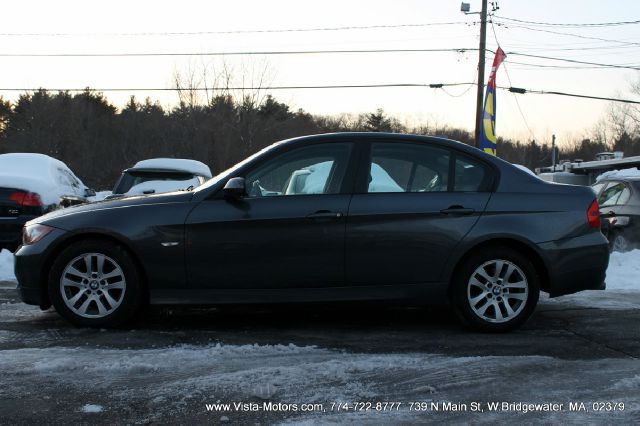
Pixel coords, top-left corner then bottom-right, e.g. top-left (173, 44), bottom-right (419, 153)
top-left (474, 0), bottom-right (488, 148)
top-left (551, 134), bottom-right (557, 169)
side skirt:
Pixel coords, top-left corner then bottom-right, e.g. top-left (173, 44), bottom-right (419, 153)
top-left (149, 283), bottom-right (449, 305)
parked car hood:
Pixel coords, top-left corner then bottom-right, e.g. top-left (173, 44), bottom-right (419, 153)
top-left (30, 191), bottom-right (194, 226)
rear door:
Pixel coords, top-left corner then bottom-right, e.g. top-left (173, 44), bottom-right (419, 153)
top-left (346, 141), bottom-right (494, 286)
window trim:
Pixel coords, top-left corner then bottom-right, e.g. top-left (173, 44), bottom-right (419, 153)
top-left (236, 141), bottom-right (356, 199)
top-left (356, 140), bottom-right (497, 195)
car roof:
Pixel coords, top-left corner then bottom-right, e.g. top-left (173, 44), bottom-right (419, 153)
top-left (279, 132), bottom-right (481, 154)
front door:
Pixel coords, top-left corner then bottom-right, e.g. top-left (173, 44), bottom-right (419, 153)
top-left (185, 142), bottom-right (354, 289)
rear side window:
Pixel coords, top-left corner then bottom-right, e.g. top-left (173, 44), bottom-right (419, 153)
top-left (368, 143), bottom-right (450, 193)
top-left (454, 156), bottom-right (491, 192)
top-left (599, 182), bottom-right (629, 207)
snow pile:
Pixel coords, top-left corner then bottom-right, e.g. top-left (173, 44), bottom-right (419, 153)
top-left (0, 153), bottom-right (88, 206)
top-left (0, 249), bottom-right (16, 282)
top-left (596, 167), bottom-right (640, 182)
top-left (124, 178), bottom-right (200, 196)
top-left (133, 158), bottom-right (212, 178)
top-left (606, 249), bottom-right (640, 290)
top-left (87, 190), bottom-right (112, 202)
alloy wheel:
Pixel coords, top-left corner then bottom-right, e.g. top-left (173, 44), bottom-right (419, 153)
top-left (467, 259), bottom-right (529, 323)
top-left (59, 252), bottom-right (127, 318)
top-left (612, 234), bottom-right (629, 253)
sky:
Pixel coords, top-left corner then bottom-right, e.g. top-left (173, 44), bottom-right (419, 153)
top-left (1, 0), bottom-right (640, 146)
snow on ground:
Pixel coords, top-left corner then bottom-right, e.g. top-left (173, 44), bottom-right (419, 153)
top-left (81, 404), bottom-right (104, 413)
top-left (0, 249), bottom-right (16, 282)
top-left (1, 342), bottom-right (638, 423)
top-left (606, 249), bottom-right (640, 290)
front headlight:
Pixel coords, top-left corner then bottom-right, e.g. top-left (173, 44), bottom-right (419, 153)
top-left (22, 224), bottom-right (54, 245)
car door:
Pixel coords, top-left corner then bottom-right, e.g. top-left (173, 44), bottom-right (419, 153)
top-left (185, 142), bottom-right (355, 289)
top-left (346, 141), bottom-right (494, 286)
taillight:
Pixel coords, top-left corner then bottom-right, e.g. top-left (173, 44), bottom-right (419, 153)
top-left (587, 199), bottom-right (601, 229)
top-left (9, 191), bottom-right (43, 207)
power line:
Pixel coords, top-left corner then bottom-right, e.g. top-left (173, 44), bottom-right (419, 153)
top-left (500, 86), bottom-right (640, 104)
top-left (494, 21), bottom-right (640, 47)
top-left (0, 47), bottom-right (478, 57)
top-left (494, 15), bottom-right (640, 28)
top-left (0, 83), bottom-right (474, 92)
top-left (0, 21), bottom-right (476, 37)
top-left (504, 60), bottom-right (621, 70)
top-left (2, 46), bottom-right (636, 71)
top-left (2, 84), bottom-right (639, 105)
top-left (505, 52), bottom-right (640, 70)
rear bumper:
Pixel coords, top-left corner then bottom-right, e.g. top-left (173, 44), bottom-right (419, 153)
top-left (537, 232), bottom-right (609, 297)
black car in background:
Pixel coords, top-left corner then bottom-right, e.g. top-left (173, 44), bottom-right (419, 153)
top-left (592, 176), bottom-right (640, 252)
top-left (0, 153), bottom-right (95, 251)
top-left (14, 133), bottom-right (609, 332)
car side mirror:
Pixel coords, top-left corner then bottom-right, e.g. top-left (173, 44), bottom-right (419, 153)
top-left (223, 177), bottom-right (246, 198)
top-left (84, 188), bottom-right (96, 197)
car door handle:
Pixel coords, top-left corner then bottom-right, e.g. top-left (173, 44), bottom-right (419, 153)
top-left (440, 205), bottom-right (475, 215)
top-left (306, 210), bottom-right (343, 220)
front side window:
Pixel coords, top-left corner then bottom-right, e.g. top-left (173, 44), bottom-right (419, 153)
top-left (368, 143), bottom-right (450, 193)
top-left (245, 143), bottom-right (352, 197)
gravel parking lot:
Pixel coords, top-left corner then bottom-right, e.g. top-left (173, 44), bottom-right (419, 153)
top-left (1, 277), bottom-right (639, 425)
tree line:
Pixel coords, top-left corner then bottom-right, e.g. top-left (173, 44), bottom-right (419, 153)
top-left (1, 89), bottom-right (639, 189)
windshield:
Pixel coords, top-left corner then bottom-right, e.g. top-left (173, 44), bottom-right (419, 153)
top-left (194, 140), bottom-right (287, 194)
top-left (114, 170), bottom-right (195, 194)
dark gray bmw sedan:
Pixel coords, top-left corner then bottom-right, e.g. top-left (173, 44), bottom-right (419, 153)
top-left (14, 133), bottom-right (609, 331)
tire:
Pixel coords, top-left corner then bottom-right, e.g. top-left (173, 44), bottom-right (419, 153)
top-left (451, 246), bottom-right (540, 332)
top-left (610, 232), bottom-right (631, 253)
top-left (48, 239), bottom-right (143, 327)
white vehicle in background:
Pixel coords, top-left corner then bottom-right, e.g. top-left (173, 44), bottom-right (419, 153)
top-left (108, 158), bottom-right (213, 199)
top-left (0, 153), bottom-right (95, 250)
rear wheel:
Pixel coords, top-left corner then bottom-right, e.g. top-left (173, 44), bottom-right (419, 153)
top-left (610, 232), bottom-right (631, 253)
top-left (451, 247), bottom-right (540, 332)
top-left (48, 240), bottom-right (143, 327)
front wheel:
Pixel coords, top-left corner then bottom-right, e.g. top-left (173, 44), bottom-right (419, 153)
top-left (451, 247), bottom-right (540, 332)
top-left (48, 240), bottom-right (143, 327)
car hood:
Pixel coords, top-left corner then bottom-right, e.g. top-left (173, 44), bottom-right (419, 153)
top-left (30, 191), bottom-right (194, 226)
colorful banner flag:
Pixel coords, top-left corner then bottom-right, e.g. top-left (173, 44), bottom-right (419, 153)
top-left (479, 47), bottom-right (507, 156)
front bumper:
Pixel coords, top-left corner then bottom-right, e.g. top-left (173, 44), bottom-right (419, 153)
top-left (538, 232), bottom-right (609, 297)
top-left (14, 227), bottom-right (67, 308)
